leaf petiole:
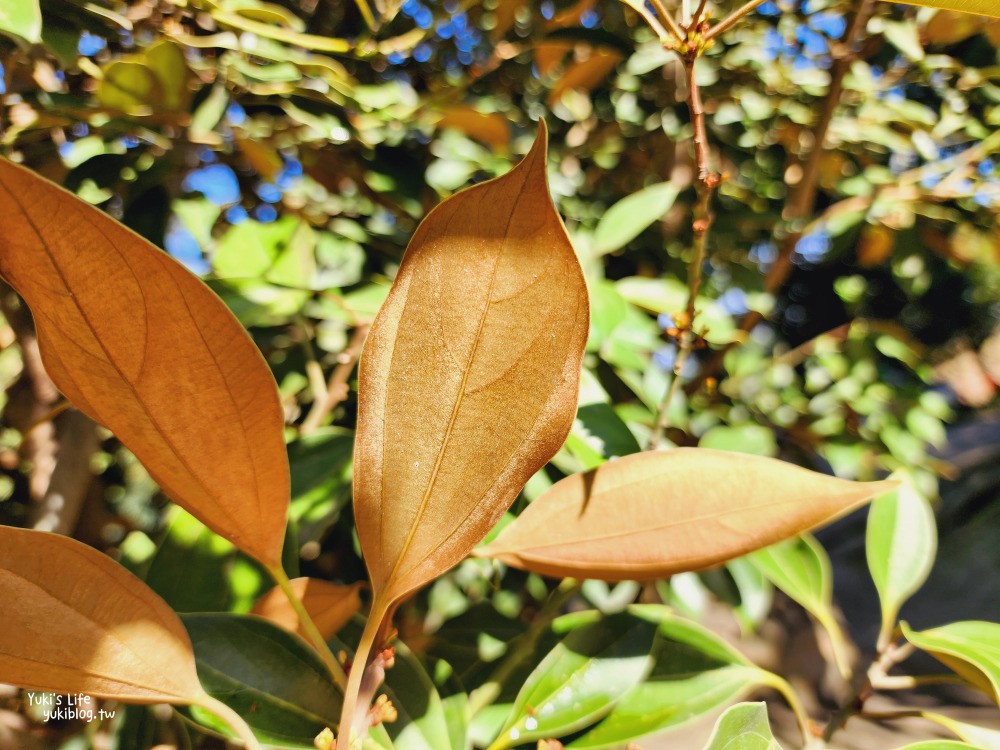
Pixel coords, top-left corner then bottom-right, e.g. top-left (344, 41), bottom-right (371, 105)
top-left (196, 693), bottom-right (263, 750)
top-left (268, 563), bottom-right (349, 689)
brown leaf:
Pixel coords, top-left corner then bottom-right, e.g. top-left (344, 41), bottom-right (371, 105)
top-left (436, 106), bottom-right (510, 150)
top-left (0, 158), bottom-right (290, 568)
top-left (0, 525), bottom-right (204, 703)
top-left (353, 120), bottom-right (589, 610)
top-left (251, 578), bottom-right (363, 640)
top-left (548, 50), bottom-right (622, 105)
top-left (475, 449), bottom-right (898, 581)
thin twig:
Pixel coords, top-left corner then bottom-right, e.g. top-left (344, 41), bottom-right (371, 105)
top-left (647, 54), bottom-right (719, 449)
top-left (823, 640), bottom-right (915, 742)
top-left (687, 0), bottom-right (876, 395)
top-left (645, 0), bottom-right (686, 43)
top-left (301, 324), bottom-right (370, 435)
top-left (705, 0), bottom-right (769, 42)
top-left (690, 0), bottom-right (710, 30)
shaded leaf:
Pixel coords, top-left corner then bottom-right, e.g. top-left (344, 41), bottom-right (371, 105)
top-left (491, 611), bottom-right (659, 749)
top-left (476, 449), bottom-right (896, 581)
top-left (183, 613), bottom-right (343, 747)
top-left (593, 182), bottom-right (679, 255)
top-left (97, 41), bottom-right (190, 113)
top-left (145, 508), bottom-right (235, 613)
top-left (866, 476), bottom-right (937, 645)
top-left (701, 703), bottom-right (783, 750)
top-left (0, 525), bottom-right (204, 704)
top-left (0, 158), bottom-right (290, 568)
top-left (903, 621), bottom-right (1000, 704)
top-left (884, 0), bottom-right (1000, 18)
top-left (569, 613), bottom-right (769, 749)
top-left (252, 578), bottom-right (363, 641)
top-left (353, 120), bottom-right (589, 609)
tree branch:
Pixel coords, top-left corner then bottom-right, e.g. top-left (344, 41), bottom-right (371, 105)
top-left (686, 0), bottom-right (876, 395)
top-left (301, 324), bottom-right (370, 435)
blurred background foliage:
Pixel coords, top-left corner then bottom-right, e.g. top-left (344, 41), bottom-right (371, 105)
top-left (2, 0), bottom-right (1000, 747)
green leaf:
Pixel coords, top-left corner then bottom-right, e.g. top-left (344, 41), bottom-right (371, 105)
top-left (881, 20), bottom-right (925, 61)
top-left (902, 621), bottom-right (1000, 704)
top-left (380, 641), bottom-right (453, 750)
top-left (593, 183), bottom-right (679, 255)
top-left (747, 535), bottom-right (831, 619)
top-left (214, 217), bottom-right (317, 288)
top-left (698, 425), bottom-right (777, 457)
top-left (145, 508), bottom-right (235, 613)
top-left (98, 61), bottom-right (162, 113)
top-left (0, 0), bottom-right (41, 42)
top-left (575, 403), bottom-right (641, 459)
top-left (866, 476), bottom-right (937, 646)
top-left (144, 40), bottom-right (189, 110)
top-left (882, 0), bottom-right (1000, 18)
top-left (492, 611), bottom-right (659, 749)
top-left (442, 694), bottom-right (470, 750)
top-left (569, 614), bottom-right (769, 749)
top-left (288, 428), bottom-right (355, 538)
top-left (922, 711), bottom-right (1000, 749)
top-left (182, 613), bottom-right (343, 747)
top-left (701, 703), bottom-right (783, 750)
top-left (616, 276), bottom-right (689, 315)
top-left (588, 280), bottom-right (628, 351)
top-left (747, 535), bottom-right (853, 679)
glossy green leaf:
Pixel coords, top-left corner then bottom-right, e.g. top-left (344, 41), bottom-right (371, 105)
top-left (867, 476), bottom-right (937, 645)
top-left (701, 703), bottom-right (783, 750)
top-left (0, 0), bottom-right (41, 42)
top-left (922, 711), bottom-right (1000, 749)
top-left (491, 611), bottom-right (659, 749)
top-left (883, 0), bottom-right (1000, 18)
top-left (903, 621), bottom-right (1000, 703)
top-left (747, 535), bottom-right (852, 678)
top-left (380, 641), bottom-right (453, 750)
top-left (593, 182), bottom-right (679, 254)
top-left (569, 614), bottom-right (769, 749)
top-left (183, 614), bottom-right (343, 747)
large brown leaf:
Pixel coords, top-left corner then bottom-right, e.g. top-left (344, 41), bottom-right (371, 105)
top-left (475, 449), bottom-right (898, 580)
top-left (0, 525), bottom-right (204, 703)
top-left (0, 158), bottom-right (289, 568)
top-left (353, 120), bottom-right (589, 609)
